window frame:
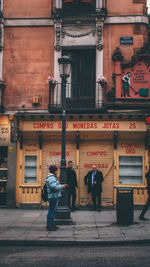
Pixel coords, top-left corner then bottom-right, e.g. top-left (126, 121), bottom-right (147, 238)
top-left (23, 154), bottom-right (38, 184)
top-left (117, 154), bottom-right (144, 186)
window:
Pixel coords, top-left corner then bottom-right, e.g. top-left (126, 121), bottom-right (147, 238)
top-left (62, 0), bottom-right (96, 14)
top-left (119, 156), bottom-right (143, 184)
top-left (24, 156), bottom-right (37, 183)
top-left (64, 49), bottom-right (95, 101)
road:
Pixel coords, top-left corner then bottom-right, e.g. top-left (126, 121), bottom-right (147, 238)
top-left (0, 245), bottom-right (150, 266)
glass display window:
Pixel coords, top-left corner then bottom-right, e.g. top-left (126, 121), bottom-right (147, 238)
top-left (119, 156), bottom-right (143, 184)
top-left (0, 146), bottom-right (8, 205)
top-left (24, 155), bottom-right (37, 183)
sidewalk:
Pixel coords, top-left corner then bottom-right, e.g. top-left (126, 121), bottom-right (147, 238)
top-left (0, 208), bottom-right (150, 246)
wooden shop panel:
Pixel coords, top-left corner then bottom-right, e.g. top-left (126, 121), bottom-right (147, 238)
top-left (79, 141), bottom-right (114, 207)
top-left (18, 140), bottom-right (41, 205)
top-left (41, 140), bottom-right (77, 206)
top-left (115, 139), bottom-right (147, 205)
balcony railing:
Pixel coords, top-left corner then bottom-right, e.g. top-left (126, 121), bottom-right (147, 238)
top-left (48, 81), bottom-right (106, 113)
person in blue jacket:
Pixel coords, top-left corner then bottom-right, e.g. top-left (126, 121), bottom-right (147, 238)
top-left (46, 165), bottom-right (67, 231)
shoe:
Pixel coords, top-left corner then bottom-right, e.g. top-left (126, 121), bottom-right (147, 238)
top-left (47, 226), bottom-right (57, 231)
top-left (139, 216), bottom-right (148, 221)
top-left (74, 206), bottom-right (80, 210)
top-left (91, 207), bottom-right (96, 211)
top-left (97, 208), bottom-right (101, 212)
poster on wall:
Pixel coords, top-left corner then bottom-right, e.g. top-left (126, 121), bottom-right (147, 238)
top-left (121, 62), bottom-right (150, 99)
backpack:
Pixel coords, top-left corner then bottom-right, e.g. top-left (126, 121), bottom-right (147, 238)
top-left (41, 183), bottom-right (48, 202)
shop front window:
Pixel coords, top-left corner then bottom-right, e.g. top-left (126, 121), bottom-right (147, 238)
top-left (0, 146), bottom-right (8, 205)
top-left (119, 156), bottom-right (143, 184)
top-left (24, 156), bottom-right (37, 183)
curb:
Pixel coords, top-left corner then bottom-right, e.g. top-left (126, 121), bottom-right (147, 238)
top-left (1, 239), bottom-right (150, 247)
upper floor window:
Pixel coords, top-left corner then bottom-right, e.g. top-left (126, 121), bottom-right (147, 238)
top-left (62, 0), bottom-right (96, 14)
top-left (54, 0), bottom-right (105, 16)
top-left (64, 48), bottom-right (95, 102)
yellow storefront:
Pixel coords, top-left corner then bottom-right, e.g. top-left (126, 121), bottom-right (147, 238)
top-left (0, 116), bottom-right (10, 206)
top-left (16, 119), bottom-right (149, 207)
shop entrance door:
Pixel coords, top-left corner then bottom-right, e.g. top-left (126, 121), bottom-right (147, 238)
top-left (42, 140), bottom-right (77, 206)
top-left (0, 146), bottom-right (8, 206)
top-left (79, 141), bottom-right (114, 207)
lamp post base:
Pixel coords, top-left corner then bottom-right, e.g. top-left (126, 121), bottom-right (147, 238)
top-left (55, 206), bottom-right (73, 225)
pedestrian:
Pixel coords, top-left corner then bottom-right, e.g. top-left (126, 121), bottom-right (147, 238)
top-left (122, 72), bottom-right (131, 97)
top-left (84, 164), bottom-right (104, 212)
top-left (66, 160), bottom-right (78, 211)
top-left (46, 165), bottom-right (68, 231)
top-left (139, 166), bottom-right (150, 221)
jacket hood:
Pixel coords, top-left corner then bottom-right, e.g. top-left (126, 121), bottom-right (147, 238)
top-left (46, 173), bottom-right (56, 180)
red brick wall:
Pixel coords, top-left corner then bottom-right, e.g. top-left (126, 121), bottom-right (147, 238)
top-left (4, 0), bottom-right (51, 18)
top-left (107, 0), bottom-right (146, 15)
top-left (3, 27), bottom-right (54, 110)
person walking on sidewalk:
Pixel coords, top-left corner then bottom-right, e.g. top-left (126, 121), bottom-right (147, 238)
top-left (84, 164), bottom-right (104, 212)
top-left (139, 167), bottom-right (150, 221)
top-left (66, 161), bottom-right (78, 211)
top-left (46, 165), bottom-right (67, 231)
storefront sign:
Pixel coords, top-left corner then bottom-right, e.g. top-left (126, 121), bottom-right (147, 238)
top-left (119, 142), bottom-right (143, 154)
top-left (22, 121), bottom-right (146, 132)
top-left (0, 125), bottom-right (10, 145)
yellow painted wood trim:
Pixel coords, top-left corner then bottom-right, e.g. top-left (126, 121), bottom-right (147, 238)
top-left (39, 149), bottom-right (42, 186)
top-left (19, 185), bottom-right (41, 188)
top-left (114, 185), bottom-right (147, 189)
top-left (76, 149), bottom-right (79, 205)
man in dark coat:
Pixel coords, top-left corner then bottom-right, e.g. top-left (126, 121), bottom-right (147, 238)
top-left (139, 167), bottom-right (150, 221)
top-left (66, 161), bottom-right (78, 211)
top-left (84, 164), bottom-right (104, 211)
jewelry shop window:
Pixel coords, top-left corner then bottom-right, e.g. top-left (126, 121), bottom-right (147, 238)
top-left (119, 156), bottom-right (143, 184)
top-left (24, 156), bottom-right (37, 183)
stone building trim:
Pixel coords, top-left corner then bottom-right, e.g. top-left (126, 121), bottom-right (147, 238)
top-left (4, 15), bottom-right (149, 27)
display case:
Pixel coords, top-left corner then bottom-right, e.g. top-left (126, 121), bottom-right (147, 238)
top-left (0, 168), bottom-right (7, 205)
top-left (0, 147), bottom-right (8, 205)
top-left (119, 156), bottom-right (143, 184)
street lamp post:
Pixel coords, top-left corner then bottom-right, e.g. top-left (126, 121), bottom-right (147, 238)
top-left (55, 55), bottom-right (73, 225)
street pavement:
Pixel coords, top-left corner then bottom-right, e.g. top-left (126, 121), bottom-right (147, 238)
top-left (0, 208), bottom-right (150, 246)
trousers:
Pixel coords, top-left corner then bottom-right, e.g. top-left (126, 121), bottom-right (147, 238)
top-left (68, 188), bottom-right (76, 209)
top-left (140, 195), bottom-right (150, 218)
top-left (91, 188), bottom-right (101, 209)
top-left (47, 197), bottom-right (59, 228)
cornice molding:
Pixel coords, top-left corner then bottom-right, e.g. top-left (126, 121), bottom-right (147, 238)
top-left (4, 18), bottom-right (54, 27)
top-left (4, 15), bottom-right (149, 27)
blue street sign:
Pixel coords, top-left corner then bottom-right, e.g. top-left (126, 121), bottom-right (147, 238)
top-left (120, 37), bottom-right (133, 45)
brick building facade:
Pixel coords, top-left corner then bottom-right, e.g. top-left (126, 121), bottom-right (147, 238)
top-left (0, 0), bottom-right (150, 208)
